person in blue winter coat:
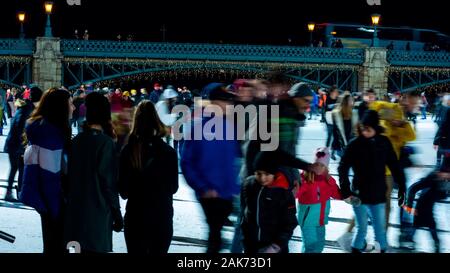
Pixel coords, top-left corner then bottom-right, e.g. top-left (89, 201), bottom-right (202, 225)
top-left (308, 90), bottom-right (319, 120)
top-left (20, 88), bottom-right (74, 253)
top-left (180, 83), bottom-right (241, 253)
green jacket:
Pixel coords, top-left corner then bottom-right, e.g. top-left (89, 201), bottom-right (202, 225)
top-left (64, 128), bottom-right (121, 253)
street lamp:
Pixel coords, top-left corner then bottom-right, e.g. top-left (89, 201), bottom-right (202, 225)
top-left (307, 22), bottom-right (315, 47)
top-left (44, 1), bottom-right (53, 37)
top-left (371, 14), bottom-right (381, 47)
top-left (17, 11), bottom-right (26, 39)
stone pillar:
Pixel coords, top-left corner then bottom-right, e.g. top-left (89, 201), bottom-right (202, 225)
top-left (358, 47), bottom-right (389, 98)
top-left (32, 37), bottom-right (63, 91)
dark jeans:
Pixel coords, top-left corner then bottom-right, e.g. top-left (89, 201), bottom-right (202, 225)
top-left (325, 124), bottom-right (334, 147)
top-left (405, 189), bottom-right (445, 247)
top-left (7, 152), bottom-right (24, 193)
top-left (230, 195), bottom-right (243, 253)
top-left (1, 108), bottom-right (6, 127)
top-left (436, 148), bottom-right (445, 168)
top-left (420, 106), bottom-right (427, 119)
top-left (40, 213), bottom-right (65, 254)
top-left (199, 198), bottom-right (233, 253)
top-left (309, 106), bottom-right (317, 119)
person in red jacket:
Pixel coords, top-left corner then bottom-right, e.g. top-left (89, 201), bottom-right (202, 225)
top-left (296, 147), bottom-right (342, 253)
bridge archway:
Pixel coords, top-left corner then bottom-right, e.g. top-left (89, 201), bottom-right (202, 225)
top-left (63, 58), bottom-right (360, 91)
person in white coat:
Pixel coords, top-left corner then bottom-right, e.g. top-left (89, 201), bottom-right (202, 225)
top-left (155, 87), bottom-right (179, 144)
top-left (331, 92), bottom-right (359, 158)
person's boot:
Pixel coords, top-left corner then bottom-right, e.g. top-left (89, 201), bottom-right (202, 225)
top-left (351, 247), bottom-right (362, 253)
top-left (4, 190), bottom-right (18, 202)
top-left (434, 242), bottom-right (440, 253)
top-left (399, 234), bottom-right (415, 250)
top-left (362, 241), bottom-right (376, 252)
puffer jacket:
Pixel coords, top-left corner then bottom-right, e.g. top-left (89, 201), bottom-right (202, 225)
top-left (241, 171), bottom-right (298, 253)
top-left (296, 173), bottom-right (342, 226)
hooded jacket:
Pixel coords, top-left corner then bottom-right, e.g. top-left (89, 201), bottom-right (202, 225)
top-left (370, 101), bottom-right (416, 176)
top-left (241, 171), bottom-right (298, 253)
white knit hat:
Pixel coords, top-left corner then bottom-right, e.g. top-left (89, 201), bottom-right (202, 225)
top-left (314, 147), bottom-right (330, 167)
top-left (162, 88), bottom-right (178, 99)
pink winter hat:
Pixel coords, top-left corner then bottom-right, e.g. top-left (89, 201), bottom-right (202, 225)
top-left (314, 147), bottom-right (330, 167)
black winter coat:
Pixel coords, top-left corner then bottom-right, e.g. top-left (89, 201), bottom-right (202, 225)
top-left (241, 174), bottom-right (298, 253)
top-left (118, 137), bottom-right (179, 248)
top-left (338, 134), bottom-right (406, 204)
top-left (4, 101), bottom-right (34, 154)
top-left (64, 129), bottom-right (121, 253)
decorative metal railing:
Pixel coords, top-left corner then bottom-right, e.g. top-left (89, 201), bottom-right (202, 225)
top-left (387, 50), bottom-right (450, 67)
top-left (0, 39), bottom-right (35, 56)
top-left (60, 39), bottom-right (365, 64)
top-left (2, 38), bottom-right (450, 69)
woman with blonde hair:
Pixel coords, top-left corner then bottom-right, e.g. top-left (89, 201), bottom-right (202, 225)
top-left (331, 91), bottom-right (359, 159)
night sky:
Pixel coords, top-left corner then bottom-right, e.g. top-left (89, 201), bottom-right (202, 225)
top-left (0, 0), bottom-right (448, 44)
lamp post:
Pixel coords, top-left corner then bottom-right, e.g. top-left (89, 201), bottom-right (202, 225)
top-left (44, 1), bottom-right (54, 37)
top-left (17, 12), bottom-right (25, 39)
top-left (371, 14), bottom-right (381, 47)
top-left (307, 22), bottom-right (315, 47)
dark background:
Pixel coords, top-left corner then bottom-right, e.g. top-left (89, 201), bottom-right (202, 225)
top-left (0, 0), bottom-right (448, 44)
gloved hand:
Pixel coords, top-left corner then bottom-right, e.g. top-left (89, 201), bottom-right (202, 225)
top-left (344, 196), bottom-right (361, 207)
top-left (402, 205), bottom-right (417, 216)
top-left (398, 191), bottom-right (405, 207)
top-left (112, 210), bottom-right (124, 232)
top-left (258, 244), bottom-right (281, 253)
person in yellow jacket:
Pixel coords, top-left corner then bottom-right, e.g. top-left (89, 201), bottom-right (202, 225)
top-left (369, 93), bottom-right (418, 229)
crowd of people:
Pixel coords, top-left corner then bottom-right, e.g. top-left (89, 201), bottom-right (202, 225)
top-left (0, 75), bottom-right (448, 254)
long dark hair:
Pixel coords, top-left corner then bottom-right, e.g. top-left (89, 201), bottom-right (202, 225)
top-left (337, 91), bottom-right (353, 120)
top-left (128, 100), bottom-right (167, 170)
top-left (28, 88), bottom-right (72, 150)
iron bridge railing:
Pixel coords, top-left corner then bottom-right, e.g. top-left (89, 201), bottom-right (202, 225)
top-left (2, 38), bottom-right (450, 69)
top-left (387, 50), bottom-right (450, 67)
top-left (0, 39), bottom-right (35, 56)
top-left (60, 39), bottom-right (365, 65)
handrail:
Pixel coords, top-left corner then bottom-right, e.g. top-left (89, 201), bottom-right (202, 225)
top-left (61, 39), bottom-right (365, 64)
top-left (0, 39), bottom-right (35, 56)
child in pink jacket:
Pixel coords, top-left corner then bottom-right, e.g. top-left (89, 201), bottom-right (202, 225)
top-left (296, 147), bottom-right (342, 253)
